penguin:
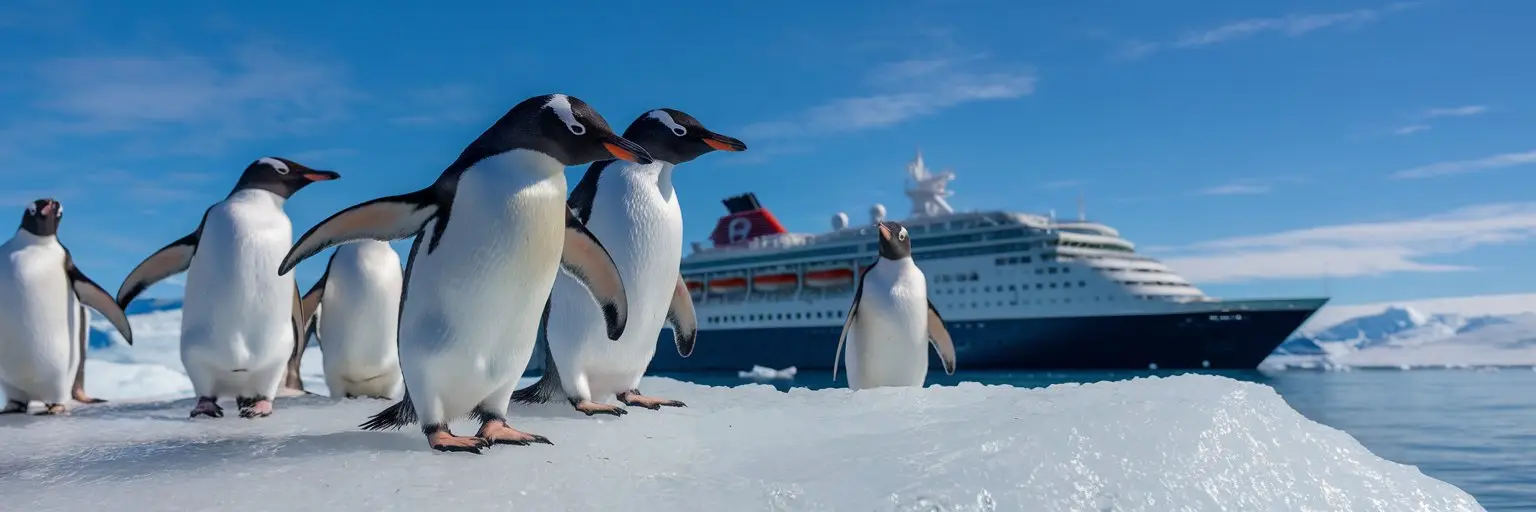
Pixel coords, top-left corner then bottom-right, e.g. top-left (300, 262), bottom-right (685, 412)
top-left (278, 93), bottom-right (649, 454)
top-left (832, 221), bottom-right (957, 390)
top-left (115, 157), bottom-right (340, 419)
top-left (71, 303), bottom-right (105, 404)
top-left (512, 108), bottom-right (745, 416)
top-left (297, 240), bottom-right (404, 400)
top-left (0, 199), bottom-right (134, 415)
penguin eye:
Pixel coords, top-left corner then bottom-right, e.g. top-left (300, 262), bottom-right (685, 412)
top-left (25, 204), bottom-right (37, 215)
top-left (259, 157), bottom-right (290, 175)
top-left (566, 122), bottom-right (587, 136)
top-left (671, 126), bottom-right (687, 137)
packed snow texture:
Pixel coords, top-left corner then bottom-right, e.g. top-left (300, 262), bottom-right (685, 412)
top-left (1262, 293), bottom-right (1536, 370)
top-left (0, 374), bottom-right (1482, 511)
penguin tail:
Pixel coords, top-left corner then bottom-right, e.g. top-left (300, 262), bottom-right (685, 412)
top-left (359, 392), bottom-right (417, 431)
top-left (511, 330), bottom-right (565, 405)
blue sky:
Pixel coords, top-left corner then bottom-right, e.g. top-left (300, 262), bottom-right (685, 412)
top-left (1, 0), bottom-right (1531, 306)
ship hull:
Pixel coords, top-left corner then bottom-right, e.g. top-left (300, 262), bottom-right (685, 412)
top-left (641, 306), bottom-right (1321, 372)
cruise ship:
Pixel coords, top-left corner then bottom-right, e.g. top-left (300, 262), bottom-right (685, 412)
top-left (645, 152), bottom-right (1328, 372)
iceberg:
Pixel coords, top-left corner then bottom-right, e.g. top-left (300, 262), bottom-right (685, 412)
top-left (0, 374), bottom-right (1480, 511)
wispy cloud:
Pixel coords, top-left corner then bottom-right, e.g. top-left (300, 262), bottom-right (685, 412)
top-left (1391, 150), bottom-right (1536, 179)
top-left (740, 54), bottom-right (1035, 140)
top-left (1161, 202), bottom-right (1536, 283)
top-left (1119, 2), bottom-right (1423, 59)
top-left (12, 42), bottom-right (359, 157)
top-left (389, 84), bottom-right (484, 127)
top-left (1039, 180), bottom-right (1085, 190)
top-left (1390, 104), bottom-right (1488, 136)
top-left (1198, 183), bottom-right (1272, 196)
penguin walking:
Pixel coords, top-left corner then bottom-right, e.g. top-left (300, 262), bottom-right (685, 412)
top-left (115, 158), bottom-right (340, 419)
top-left (298, 240), bottom-right (404, 400)
top-left (278, 93), bottom-right (648, 453)
top-left (833, 221), bottom-right (957, 390)
top-left (512, 108), bottom-right (745, 416)
top-left (0, 199), bottom-right (134, 415)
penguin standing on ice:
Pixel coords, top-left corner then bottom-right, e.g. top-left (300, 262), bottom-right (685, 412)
top-left (298, 240), bottom-right (404, 399)
top-left (833, 221), bottom-right (957, 390)
top-left (115, 157), bottom-right (340, 419)
top-left (279, 93), bottom-right (647, 453)
top-left (513, 108), bottom-right (745, 416)
top-left (0, 199), bottom-right (134, 414)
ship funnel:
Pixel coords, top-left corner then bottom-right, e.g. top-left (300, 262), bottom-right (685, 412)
top-left (870, 203), bottom-right (887, 225)
top-left (832, 212), bottom-right (849, 230)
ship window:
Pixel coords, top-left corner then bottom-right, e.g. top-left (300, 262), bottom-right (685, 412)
top-left (1035, 283), bottom-right (1043, 289)
top-left (1048, 268), bottom-right (1058, 274)
top-left (1063, 268), bottom-right (1070, 274)
top-left (969, 272), bottom-right (979, 280)
top-left (1062, 282), bottom-right (1071, 288)
top-left (1049, 283), bottom-right (1057, 288)
top-left (1010, 300), bottom-right (1018, 306)
top-left (1079, 281), bottom-right (1087, 287)
top-left (984, 286), bottom-right (991, 292)
top-left (1008, 285), bottom-right (1016, 291)
top-left (1034, 268), bottom-right (1043, 275)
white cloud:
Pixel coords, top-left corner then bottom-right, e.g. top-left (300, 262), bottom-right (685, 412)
top-left (740, 55), bottom-right (1035, 140)
top-left (1120, 2), bottom-right (1422, 59)
top-left (16, 43), bottom-right (358, 156)
top-left (1423, 105), bottom-right (1488, 118)
top-left (1391, 150), bottom-right (1536, 179)
top-left (1392, 124), bottom-right (1430, 135)
top-left (1198, 183), bottom-right (1272, 196)
top-left (1160, 202), bottom-right (1536, 283)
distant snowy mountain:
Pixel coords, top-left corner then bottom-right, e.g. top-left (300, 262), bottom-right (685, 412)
top-left (1265, 293), bottom-right (1536, 369)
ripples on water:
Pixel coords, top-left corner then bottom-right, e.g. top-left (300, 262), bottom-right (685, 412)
top-left (664, 368), bottom-right (1536, 511)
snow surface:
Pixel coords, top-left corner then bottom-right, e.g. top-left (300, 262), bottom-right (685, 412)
top-left (0, 375), bottom-right (1482, 511)
top-left (1262, 294), bottom-right (1536, 370)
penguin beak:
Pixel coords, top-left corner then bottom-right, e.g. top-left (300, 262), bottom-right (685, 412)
top-left (302, 170), bottom-right (341, 182)
top-left (39, 201), bottom-right (60, 217)
top-left (603, 135), bottom-right (655, 165)
top-left (701, 131), bottom-right (747, 152)
top-left (877, 223), bottom-right (891, 241)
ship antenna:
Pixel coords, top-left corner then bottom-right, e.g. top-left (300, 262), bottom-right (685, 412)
top-left (1077, 193), bottom-right (1086, 222)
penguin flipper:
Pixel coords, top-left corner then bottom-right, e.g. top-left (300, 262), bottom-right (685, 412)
top-left (666, 274), bottom-right (698, 357)
top-left (63, 251), bottom-right (133, 346)
top-left (299, 262), bottom-right (329, 346)
top-left (926, 300), bottom-right (956, 375)
top-left (833, 264), bottom-right (875, 382)
top-left (558, 208), bottom-right (629, 341)
top-left (115, 228), bottom-right (201, 308)
top-left (279, 189), bottom-right (439, 276)
top-left (283, 280), bottom-right (310, 395)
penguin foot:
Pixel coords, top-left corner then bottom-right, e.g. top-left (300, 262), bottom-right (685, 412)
top-left (238, 398), bottom-right (273, 419)
top-left (476, 419), bottom-right (553, 446)
top-left (618, 390), bottom-right (686, 410)
top-left (427, 428), bottom-right (489, 454)
top-left (73, 391), bottom-right (106, 404)
top-left (190, 397), bottom-right (224, 418)
top-left (0, 400), bottom-right (26, 414)
top-left (571, 400), bottom-right (627, 417)
top-left (35, 403), bottom-right (67, 415)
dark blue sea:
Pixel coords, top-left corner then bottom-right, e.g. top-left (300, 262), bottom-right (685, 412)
top-left (660, 368), bottom-right (1536, 511)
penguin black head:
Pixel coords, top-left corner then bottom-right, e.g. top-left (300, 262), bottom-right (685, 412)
top-left (230, 157), bottom-right (342, 199)
top-left (458, 93), bottom-right (655, 169)
top-left (876, 221), bottom-right (911, 260)
top-left (621, 108), bottom-right (747, 165)
top-left (19, 198), bottom-right (63, 237)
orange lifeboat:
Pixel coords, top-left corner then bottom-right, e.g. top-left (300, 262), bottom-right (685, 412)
top-left (804, 268), bottom-right (855, 288)
top-left (684, 278), bottom-right (704, 294)
top-left (707, 276), bottom-right (748, 294)
top-left (752, 272), bottom-right (798, 291)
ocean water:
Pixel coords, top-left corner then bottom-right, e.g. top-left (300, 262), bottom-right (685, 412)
top-left (663, 368), bottom-right (1536, 511)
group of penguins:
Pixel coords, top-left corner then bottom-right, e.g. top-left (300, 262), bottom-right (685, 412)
top-left (0, 93), bottom-right (957, 453)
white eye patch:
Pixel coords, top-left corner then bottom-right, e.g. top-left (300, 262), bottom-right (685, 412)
top-left (899, 227), bottom-right (908, 240)
top-left (259, 157), bottom-right (290, 175)
top-left (647, 109), bottom-right (687, 137)
top-left (25, 203), bottom-right (37, 215)
top-left (546, 94), bottom-right (586, 136)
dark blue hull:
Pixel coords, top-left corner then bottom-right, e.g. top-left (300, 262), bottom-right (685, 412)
top-left (645, 306), bottom-right (1322, 371)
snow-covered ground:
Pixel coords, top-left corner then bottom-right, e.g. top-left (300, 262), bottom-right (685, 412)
top-left (1262, 293), bottom-right (1536, 370)
top-left (0, 373), bottom-right (1481, 511)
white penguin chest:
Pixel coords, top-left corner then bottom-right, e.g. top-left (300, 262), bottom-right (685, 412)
top-left (586, 166), bottom-right (684, 318)
top-left (0, 238), bottom-right (72, 336)
top-left (853, 260), bottom-right (930, 348)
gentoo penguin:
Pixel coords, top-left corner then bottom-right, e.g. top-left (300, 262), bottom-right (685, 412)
top-left (71, 303), bottom-right (105, 404)
top-left (278, 93), bottom-right (648, 453)
top-left (0, 199), bottom-right (134, 415)
top-left (832, 221), bottom-right (957, 390)
top-left (298, 240), bottom-right (404, 400)
top-left (512, 108), bottom-right (745, 416)
top-left (115, 157), bottom-right (339, 419)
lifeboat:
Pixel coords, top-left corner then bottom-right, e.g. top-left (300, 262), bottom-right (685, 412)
top-left (752, 272), bottom-right (798, 291)
top-left (804, 268), bottom-right (855, 288)
top-left (685, 278), bottom-right (704, 295)
top-left (707, 276), bottom-right (748, 294)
